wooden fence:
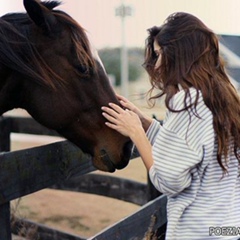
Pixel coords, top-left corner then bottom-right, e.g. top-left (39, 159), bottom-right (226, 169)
top-left (0, 116), bottom-right (167, 240)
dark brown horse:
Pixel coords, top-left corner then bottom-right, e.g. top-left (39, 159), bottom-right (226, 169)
top-left (0, 0), bottom-right (132, 172)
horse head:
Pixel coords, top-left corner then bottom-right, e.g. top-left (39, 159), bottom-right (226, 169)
top-left (0, 0), bottom-right (132, 172)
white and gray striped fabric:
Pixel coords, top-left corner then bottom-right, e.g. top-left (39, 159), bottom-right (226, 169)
top-left (147, 88), bottom-right (240, 240)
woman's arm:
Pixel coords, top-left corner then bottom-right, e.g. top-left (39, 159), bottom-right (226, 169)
top-left (130, 126), bottom-right (153, 170)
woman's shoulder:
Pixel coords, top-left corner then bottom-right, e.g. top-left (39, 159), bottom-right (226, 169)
top-left (164, 87), bottom-right (214, 151)
top-left (170, 87), bottom-right (201, 110)
top-left (175, 86), bottom-right (200, 100)
top-left (166, 87), bottom-right (213, 126)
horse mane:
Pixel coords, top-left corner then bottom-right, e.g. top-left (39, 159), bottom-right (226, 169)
top-left (0, 1), bottom-right (96, 89)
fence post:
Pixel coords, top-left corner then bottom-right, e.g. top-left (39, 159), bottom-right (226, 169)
top-left (0, 116), bottom-right (11, 152)
top-left (147, 175), bottom-right (161, 201)
top-left (0, 202), bottom-right (11, 240)
top-left (0, 116), bottom-right (12, 240)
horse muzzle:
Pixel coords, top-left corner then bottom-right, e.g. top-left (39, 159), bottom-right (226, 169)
top-left (94, 140), bottom-right (133, 172)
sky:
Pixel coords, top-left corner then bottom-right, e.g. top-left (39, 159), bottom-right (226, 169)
top-left (0, 0), bottom-right (240, 49)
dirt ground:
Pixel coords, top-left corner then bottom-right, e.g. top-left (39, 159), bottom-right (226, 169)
top-left (7, 89), bottom-right (166, 239)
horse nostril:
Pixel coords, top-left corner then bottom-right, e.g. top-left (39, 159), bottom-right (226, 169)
top-left (100, 149), bottom-right (115, 172)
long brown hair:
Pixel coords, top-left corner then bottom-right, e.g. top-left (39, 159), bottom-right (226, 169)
top-left (143, 12), bottom-right (240, 172)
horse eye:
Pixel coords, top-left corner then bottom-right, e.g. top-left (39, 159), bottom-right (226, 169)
top-left (75, 65), bottom-right (87, 73)
top-left (154, 51), bottom-right (160, 58)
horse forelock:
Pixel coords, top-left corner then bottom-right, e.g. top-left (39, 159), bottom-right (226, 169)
top-left (55, 11), bottom-right (97, 74)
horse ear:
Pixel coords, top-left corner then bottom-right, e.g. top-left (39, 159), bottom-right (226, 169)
top-left (23, 0), bottom-right (59, 34)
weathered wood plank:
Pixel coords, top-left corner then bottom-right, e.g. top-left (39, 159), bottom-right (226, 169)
top-left (88, 195), bottom-right (167, 240)
top-left (51, 174), bottom-right (148, 205)
top-left (0, 117), bottom-right (12, 240)
top-left (0, 116), bottom-right (11, 152)
top-left (11, 218), bottom-right (86, 240)
top-left (0, 202), bottom-right (11, 240)
top-left (6, 116), bottom-right (59, 136)
top-left (0, 141), bottom-right (96, 204)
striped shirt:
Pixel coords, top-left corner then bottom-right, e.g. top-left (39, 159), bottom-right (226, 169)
top-left (147, 88), bottom-right (240, 240)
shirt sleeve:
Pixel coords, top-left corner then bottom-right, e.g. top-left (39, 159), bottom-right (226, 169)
top-left (146, 119), bottom-right (161, 144)
top-left (149, 125), bottom-right (202, 197)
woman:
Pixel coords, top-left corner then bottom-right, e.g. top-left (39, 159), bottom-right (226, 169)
top-left (102, 12), bottom-right (240, 239)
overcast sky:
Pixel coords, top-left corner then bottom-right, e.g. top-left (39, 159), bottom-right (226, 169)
top-left (1, 0), bottom-right (240, 49)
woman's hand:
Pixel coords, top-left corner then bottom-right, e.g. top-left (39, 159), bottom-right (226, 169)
top-left (102, 99), bottom-right (154, 171)
top-left (101, 103), bottom-right (144, 140)
top-left (116, 94), bottom-right (153, 132)
top-left (116, 94), bottom-right (142, 117)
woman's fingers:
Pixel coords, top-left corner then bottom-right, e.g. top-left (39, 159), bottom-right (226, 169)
top-left (101, 103), bottom-right (131, 136)
top-left (116, 94), bottom-right (131, 107)
top-left (119, 99), bottom-right (133, 110)
top-left (115, 94), bottom-right (140, 115)
top-left (116, 94), bottom-right (126, 101)
top-left (102, 111), bottom-right (118, 124)
top-left (101, 102), bottom-right (144, 138)
top-left (101, 103), bottom-right (124, 118)
top-left (108, 103), bottom-right (125, 113)
top-left (101, 103), bottom-right (126, 126)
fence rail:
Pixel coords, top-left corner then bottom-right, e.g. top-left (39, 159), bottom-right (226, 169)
top-left (0, 116), bottom-right (167, 240)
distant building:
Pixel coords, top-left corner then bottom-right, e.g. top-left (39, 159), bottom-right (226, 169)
top-left (219, 35), bottom-right (240, 90)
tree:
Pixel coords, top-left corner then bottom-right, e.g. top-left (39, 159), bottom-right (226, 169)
top-left (98, 47), bottom-right (144, 86)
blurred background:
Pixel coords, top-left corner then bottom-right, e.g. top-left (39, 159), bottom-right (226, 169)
top-left (1, 0), bottom-right (240, 48)
top-left (1, 0), bottom-right (240, 98)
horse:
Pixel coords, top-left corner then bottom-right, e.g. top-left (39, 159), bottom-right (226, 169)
top-left (0, 0), bottom-right (132, 172)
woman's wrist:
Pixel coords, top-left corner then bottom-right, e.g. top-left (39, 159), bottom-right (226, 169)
top-left (140, 115), bottom-right (153, 132)
top-left (129, 125), bottom-right (146, 143)
top-left (130, 126), bottom-right (153, 170)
